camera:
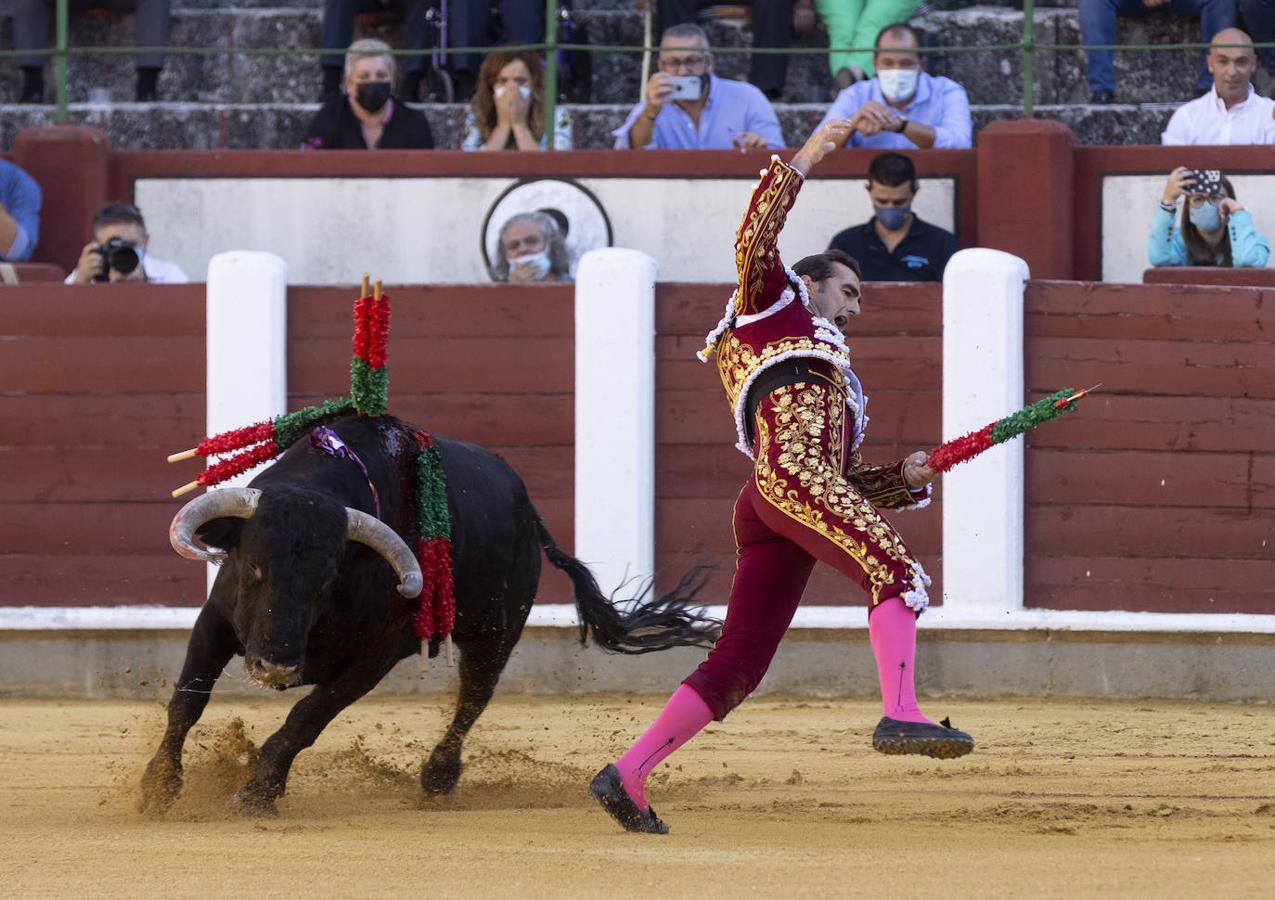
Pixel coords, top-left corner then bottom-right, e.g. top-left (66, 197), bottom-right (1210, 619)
top-left (92, 236), bottom-right (141, 282)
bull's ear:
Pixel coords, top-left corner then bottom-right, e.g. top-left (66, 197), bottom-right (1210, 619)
top-left (195, 518), bottom-right (245, 553)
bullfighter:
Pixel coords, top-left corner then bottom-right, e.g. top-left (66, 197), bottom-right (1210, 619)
top-left (589, 119), bottom-right (975, 835)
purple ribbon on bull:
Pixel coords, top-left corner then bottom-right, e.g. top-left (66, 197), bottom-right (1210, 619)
top-left (310, 426), bottom-right (381, 519)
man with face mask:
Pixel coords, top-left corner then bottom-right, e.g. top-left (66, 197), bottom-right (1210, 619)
top-left (302, 39), bottom-right (434, 151)
top-left (816, 22), bottom-right (971, 150)
top-left (828, 152), bottom-right (958, 282)
top-left (492, 212), bottom-right (573, 284)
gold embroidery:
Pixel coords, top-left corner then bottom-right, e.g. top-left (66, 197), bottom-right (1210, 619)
top-left (715, 330), bottom-right (851, 414)
top-left (734, 160), bottom-right (803, 316)
top-left (846, 451), bottom-right (919, 510)
top-left (753, 382), bottom-right (917, 605)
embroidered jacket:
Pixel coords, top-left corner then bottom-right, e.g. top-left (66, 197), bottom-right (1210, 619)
top-left (698, 155), bottom-right (927, 510)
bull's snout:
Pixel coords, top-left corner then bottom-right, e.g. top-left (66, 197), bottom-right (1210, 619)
top-left (246, 657), bottom-right (302, 691)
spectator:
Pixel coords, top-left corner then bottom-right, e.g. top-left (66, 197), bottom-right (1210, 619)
top-left (318, 0), bottom-right (432, 102)
top-left (614, 23), bottom-right (783, 150)
top-left (0, 159), bottom-right (41, 263)
top-left (66, 202), bottom-right (188, 285)
top-left (801, 0), bottom-right (921, 94)
top-left (1162, 28), bottom-right (1275, 143)
top-left (1239, 0), bottom-right (1275, 79)
top-left (827, 152), bottom-right (957, 281)
top-left (491, 212), bottom-right (572, 283)
top-left (451, 1), bottom-right (544, 103)
top-left (647, 1), bottom-right (794, 100)
top-left (13, 0), bottom-right (170, 102)
top-left (1149, 167), bottom-right (1270, 267)
top-left (462, 50), bottom-right (573, 151)
top-left (1080, 0), bottom-right (1237, 104)
top-left (303, 39), bottom-right (435, 150)
top-left (817, 23), bottom-right (971, 149)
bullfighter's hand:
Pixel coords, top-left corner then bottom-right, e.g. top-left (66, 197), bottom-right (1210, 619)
top-left (790, 118), bottom-right (853, 175)
top-left (903, 451), bottom-right (937, 489)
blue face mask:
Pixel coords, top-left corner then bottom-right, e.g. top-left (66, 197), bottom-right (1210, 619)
top-left (1189, 201), bottom-right (1221, 232)
top-left (875, 204), bottom-right (911, 231)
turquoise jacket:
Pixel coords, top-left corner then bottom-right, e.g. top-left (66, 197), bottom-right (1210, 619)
top-left (1147, 206), bottom-right (1270, 268)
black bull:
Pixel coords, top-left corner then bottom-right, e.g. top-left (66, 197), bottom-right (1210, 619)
top-left (141, 413), bottom-right (718, 816)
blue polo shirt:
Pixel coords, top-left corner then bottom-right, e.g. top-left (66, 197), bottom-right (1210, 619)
top-left (817, 71), bottom-right (972, 150)
top-left (829, 215), bottom-right (958, 282)
top-left (613, 73), bottom-right (784, 150)
top-left (0, 160), bottom-right (41, 262)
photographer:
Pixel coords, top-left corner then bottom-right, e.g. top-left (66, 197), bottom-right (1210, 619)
top-left (613, 24), bottom-right (782, 150)
top-left (1149, 167), bottom-right (1270, 268)
top-left (66, 202), bottom-right (188, 285)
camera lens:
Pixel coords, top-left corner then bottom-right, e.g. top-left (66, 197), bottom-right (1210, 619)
top-left (108, 244), bottom-right (140, 275)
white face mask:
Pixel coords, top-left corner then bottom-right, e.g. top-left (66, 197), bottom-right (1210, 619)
top-left (510, 249), bottom-right (551, 280)
top-left (877, 68), bottom-right (918, 104)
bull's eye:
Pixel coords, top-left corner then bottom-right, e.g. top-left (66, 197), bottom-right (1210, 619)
top-left (248, 562), bottom-right (264, 582)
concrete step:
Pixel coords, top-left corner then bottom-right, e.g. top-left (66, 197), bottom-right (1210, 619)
top-left (0, 3), bottom-right (1212, 110)
top-left (0, 99), bottom-right (1177, 151)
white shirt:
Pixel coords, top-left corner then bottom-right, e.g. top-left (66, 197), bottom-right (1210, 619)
top-left (64, 254), bottom-right (189, 284)
top-left (1161, 85), bottom-right (1275, 145)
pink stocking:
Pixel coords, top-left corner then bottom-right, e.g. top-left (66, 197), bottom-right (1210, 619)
top-left (868, 595), bottom-right (933, 725)
top-left (613, 684), bottom-right (713, 811)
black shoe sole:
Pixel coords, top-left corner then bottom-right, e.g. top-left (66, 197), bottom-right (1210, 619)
top-left (588, 765), bottom-right (669, 835)
top-left (872, 733), bottom-right (974, 759)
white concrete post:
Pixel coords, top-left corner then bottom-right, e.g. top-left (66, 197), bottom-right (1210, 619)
top-left (205, 251), bottom-right (289, 593)
top-left (940, 248), bottom-right (1029, 619)
top-left (573, 248), bottom-right (656, 602)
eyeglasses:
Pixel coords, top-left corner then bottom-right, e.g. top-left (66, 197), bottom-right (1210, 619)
top-left (659, 54), bottom-right (708, 72)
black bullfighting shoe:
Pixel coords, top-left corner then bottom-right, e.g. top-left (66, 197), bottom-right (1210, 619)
top-left (872, 716), bottom-right (975, 759)
top-left (588, 764), bottom-right (670, 835)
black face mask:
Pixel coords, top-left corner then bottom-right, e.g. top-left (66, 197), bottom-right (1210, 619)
top-left (355, 80), bottom-right (392, 113)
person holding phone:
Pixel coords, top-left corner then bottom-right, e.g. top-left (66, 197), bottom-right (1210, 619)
top-left (461, 49), bottom-right (573, 151)
top-left (613, 23), bottom-right (784, 150)
top-left (1149, 167), bottom-right (1270, 267)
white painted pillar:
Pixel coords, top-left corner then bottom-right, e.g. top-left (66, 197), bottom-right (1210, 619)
top-left (205, 251), bottom-right (288, 592)
top-left (573, 248), bottom-right (656, 600)
top-left (940, 249), bottom-right (1029, 618)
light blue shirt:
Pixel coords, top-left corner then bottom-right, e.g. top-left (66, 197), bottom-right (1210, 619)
top-left (0, 159), bottom-right (41, 262)
top-left (1147, 206), bottom-right (1270, 268)
top-left (613, 73), bottom-right (784, 150)
top-left (817, 71), bottom-right (972, 150)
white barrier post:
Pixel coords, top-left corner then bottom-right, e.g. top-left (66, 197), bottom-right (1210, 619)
top-left (573, 248), bottom-right (657, 602)
top-left (205, 251), bottom-right (288, 593)
top-left (940, 249), bottom-right (1029, 620)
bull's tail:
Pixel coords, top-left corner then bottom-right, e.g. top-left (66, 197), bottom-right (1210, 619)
top-left (535, 516), bottom-right (721, 655)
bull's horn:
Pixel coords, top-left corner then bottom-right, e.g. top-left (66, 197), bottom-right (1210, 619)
top-left (168, 488), bottom-right (262, 564)
top-left (345, 508), bottom-right (423, 598)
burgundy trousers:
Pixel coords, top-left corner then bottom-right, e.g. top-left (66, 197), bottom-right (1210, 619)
top-left (683, 380), bottom-right (924, 721)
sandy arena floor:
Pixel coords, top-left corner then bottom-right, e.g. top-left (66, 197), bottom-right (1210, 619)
top-left (1, 692), bottom-right (1273, 898)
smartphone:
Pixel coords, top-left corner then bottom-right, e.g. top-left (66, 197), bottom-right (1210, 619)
top-left (665, 75), bottom-right (704, 100)
top-left (1187, 168), bottom-right (1222, 194)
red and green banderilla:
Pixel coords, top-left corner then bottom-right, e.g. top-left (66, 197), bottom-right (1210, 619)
top-left (926, 385), bottom-right (1099, 473)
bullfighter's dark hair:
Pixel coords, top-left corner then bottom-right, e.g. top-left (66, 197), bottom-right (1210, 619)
top-left (793, 248), bottom-right (862, 283)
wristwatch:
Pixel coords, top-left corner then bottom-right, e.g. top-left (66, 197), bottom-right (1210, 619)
top-left (894, 117), bottom-right (908, 133)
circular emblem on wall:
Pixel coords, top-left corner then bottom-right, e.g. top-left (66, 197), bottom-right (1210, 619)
top-left (481, 178), bottom-right (613, 281)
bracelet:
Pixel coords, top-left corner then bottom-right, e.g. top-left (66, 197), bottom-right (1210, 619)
top-left (1159, 200), bottom-right (1176, 213)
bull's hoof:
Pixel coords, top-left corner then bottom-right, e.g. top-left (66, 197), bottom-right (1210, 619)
top-left (229, 786), bottom-right (279, 818)
top-left (420, 747), bottom-right (462, 795)
top-left (138, 758), bottom-right (182, 816)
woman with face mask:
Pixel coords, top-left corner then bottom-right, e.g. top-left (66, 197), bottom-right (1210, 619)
top-left (492, 212), bottom-right (573, 283)
top-left (1149, 167), bottom-right (1270, 268)
top-left (462, 50), bottom-right (573, 151)
top-left (301, 39), bottom-right (435, 150)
